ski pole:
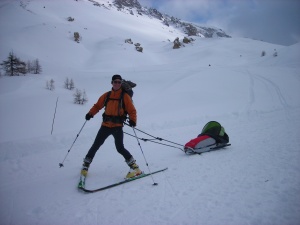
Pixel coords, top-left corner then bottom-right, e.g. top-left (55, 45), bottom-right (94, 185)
top-left (51, 96), bottom-right (59, 135)
top-left (59, 120), bottom-right (87, 168)
top-left (131, 125), bottom-right (158, 186)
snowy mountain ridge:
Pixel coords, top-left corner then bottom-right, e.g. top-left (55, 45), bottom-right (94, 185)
top-left (86, 0), bottom-right (231, 38)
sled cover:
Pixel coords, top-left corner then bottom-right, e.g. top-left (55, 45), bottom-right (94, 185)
top-left (184, 121), bottom-right (229, 154)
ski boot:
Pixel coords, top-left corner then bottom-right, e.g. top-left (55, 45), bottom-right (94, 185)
top-left (125, 157), bottom-right (142, 179)
top-left (81, 157), bottom-right (92, 177)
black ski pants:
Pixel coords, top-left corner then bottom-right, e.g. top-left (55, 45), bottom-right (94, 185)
top-left (85, 125), bottom-right (132, 162)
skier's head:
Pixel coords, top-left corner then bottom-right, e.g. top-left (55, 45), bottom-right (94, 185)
top-left (111, 74), bottom-right (122, 90)
top-left (111, 74), bottom-right (122, 83)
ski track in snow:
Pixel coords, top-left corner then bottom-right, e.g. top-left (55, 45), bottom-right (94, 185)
top-left (252, 73), bottom-right (293, 119)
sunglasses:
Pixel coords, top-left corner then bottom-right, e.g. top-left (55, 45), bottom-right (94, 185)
top-left (113, 80), bottom-right (122, 84)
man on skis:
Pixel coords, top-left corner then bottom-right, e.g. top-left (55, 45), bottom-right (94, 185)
top-left (81, 74), bottom-right (142, 179)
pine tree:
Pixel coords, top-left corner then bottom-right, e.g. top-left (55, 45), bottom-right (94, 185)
top-left (50, 79), bottom-right (55, 90)
top-left (81, 89), bottom-right (88, 104)
top-left (64, 77), bottom-right (75, 90)
top-left (46, 79), bottom-right (55, 90)
top-left (73, 88), bottom-right (82, 104)
top-left (73, 88), bottom-right (88, 104)
top-left (1, 51), bottom-right (26, 76)
top-left (69, 78), bottom-right (75, 90)
top-left (64, 77), bottom-right (70, 89)
top-left (33, 59), bottom-right (42, 74)
top-left (27, 60), bottom-right (33, 73)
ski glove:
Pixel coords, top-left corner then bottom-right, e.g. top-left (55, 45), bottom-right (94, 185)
top-left (128, 120), bottom-right (136, 127)
top-left (85, 113), bottom-right (93, 121)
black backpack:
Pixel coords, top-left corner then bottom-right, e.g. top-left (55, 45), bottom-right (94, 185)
top-left (121, 79), bottom-right (136, 98)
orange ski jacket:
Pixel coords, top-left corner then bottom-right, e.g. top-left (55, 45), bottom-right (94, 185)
top-left (88, 88), bottom-right (137, 128)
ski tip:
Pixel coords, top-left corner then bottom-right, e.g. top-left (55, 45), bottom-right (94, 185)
top-left (78, 187), bottom-right (94, 193)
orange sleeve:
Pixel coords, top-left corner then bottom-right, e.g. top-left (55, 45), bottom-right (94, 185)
top-left (89, 92), bottom-right (108, 116)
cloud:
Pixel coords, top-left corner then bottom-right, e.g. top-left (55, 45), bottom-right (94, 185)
top-left (208, 0), bottom-right (300, 45)
top-left (139, 0), bottom-right (300, 45)
top-left (140, 0), bottom-right (218, 22)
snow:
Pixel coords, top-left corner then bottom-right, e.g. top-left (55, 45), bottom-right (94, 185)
top-left (1, 0), bottom-right (300, 225)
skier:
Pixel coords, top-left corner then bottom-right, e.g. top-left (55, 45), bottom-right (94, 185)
top-left (81, 74), bottom-right (142, 179)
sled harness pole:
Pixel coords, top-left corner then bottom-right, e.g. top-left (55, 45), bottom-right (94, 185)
top-left (130, 125), bottom-right (158, 186)
top-left (59, 120), bottom-right (87, 168)
top-left (124, 123), bottom-right (185, 152)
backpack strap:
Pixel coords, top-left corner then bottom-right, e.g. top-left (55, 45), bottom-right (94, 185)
top-left (102, 90), bottom-right (127, 124)
top-left (103, 91), bottom-right (111, 108)
top-left (119, 90), bottom-right (125, 113)
top-left (104, 90), bottom-right (125, 114)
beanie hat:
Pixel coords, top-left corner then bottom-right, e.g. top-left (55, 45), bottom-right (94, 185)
top-left (112, 74), bottom-right (122, 81)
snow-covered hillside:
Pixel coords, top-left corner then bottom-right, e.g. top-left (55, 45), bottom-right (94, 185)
top-left (0, 1), bottom-right (300, 225)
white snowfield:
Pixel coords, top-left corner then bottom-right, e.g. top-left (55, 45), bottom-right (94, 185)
top-left (0, 1), bottom-right (300, 225)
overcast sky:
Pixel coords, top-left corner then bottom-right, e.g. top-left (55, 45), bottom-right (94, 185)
top-left (138, 0), bottom-right (300, 46)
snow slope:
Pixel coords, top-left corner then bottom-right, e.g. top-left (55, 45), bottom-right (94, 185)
top-left (0, 0), bottom-right (300, 225)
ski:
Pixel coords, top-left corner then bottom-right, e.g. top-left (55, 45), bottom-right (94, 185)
top-left (197, 143), bottom-right (231, 154)
top-left (78, 167), bottom-right (168, 193)
top-left (185, 143), bottom-right (231, 155)
top-left (210, 143), bottom-right (231, 150)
